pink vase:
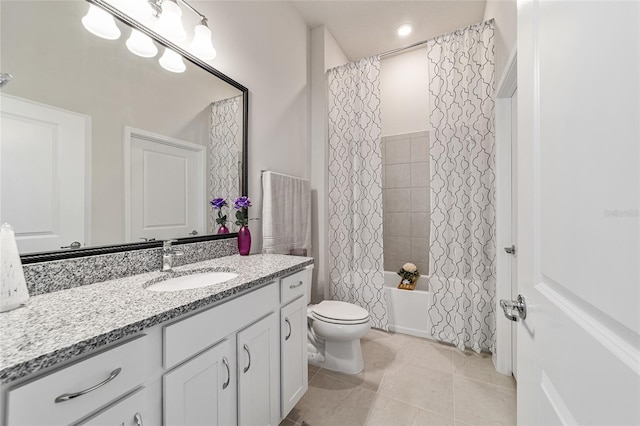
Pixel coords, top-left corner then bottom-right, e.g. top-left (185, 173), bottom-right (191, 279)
top-left (238, 225), bottom-right (251, 255)
top-left (217, 225), bottom-right (229, 234)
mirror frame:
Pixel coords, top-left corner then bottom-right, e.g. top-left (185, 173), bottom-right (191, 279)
top-left (20, 0), bottom-right (249, 265)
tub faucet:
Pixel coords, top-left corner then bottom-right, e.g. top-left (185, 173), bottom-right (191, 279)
top-left (162, 240), bottom-right (184, 272)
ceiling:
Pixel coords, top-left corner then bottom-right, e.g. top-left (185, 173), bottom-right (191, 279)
top-left (290, 1), bottom-right (487, 60)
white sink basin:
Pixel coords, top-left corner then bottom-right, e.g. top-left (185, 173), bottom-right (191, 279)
top-left (146, 271), bottom-right (239, 292)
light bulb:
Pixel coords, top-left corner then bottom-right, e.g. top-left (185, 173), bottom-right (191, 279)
top-left (189, 24), bottom-right (217, 60)
top-left (159, 48), bottom-right (186, 73)
top-left (126, 29), bottom-right (158, 58)
top-left (81, 5), bottom-right (121, 40)
top-left (156, 1), bottom-right (186, 42)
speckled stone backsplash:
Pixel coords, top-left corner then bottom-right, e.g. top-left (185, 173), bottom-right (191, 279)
top-left (22, 238), bottom-right (238, 296)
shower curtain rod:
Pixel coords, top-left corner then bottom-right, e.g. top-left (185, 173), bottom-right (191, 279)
top-left (378, 18), bottom-right (495, 58)
top-left (379, 39), bottom-right (430, 58)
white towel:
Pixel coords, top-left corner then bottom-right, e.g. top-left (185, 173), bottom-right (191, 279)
top-left (262, 171), bottom-right (311, 255)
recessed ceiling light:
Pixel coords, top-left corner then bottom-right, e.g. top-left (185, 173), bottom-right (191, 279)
top-left (397, 24), bottom-right (413, 37)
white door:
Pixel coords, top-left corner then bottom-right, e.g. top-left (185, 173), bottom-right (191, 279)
top-left (163, 339), bottom-right (236, 426)
top-left (517, 1), bottom-right (639, 425)
top-left (510, 89), bottom-right (518, 380)
top-left (124, 127), bottom-right (205, 242)
top-left (237, 312), bottom-right (280, 426)
top-left (0, 94), bottom-right (89, 253)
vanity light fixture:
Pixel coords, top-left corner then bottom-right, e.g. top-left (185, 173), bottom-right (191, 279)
top-left (397, 24), bottom-right (413, 37)
top-left (82, 4), bottom-right (121, 40)
top-left (126, 29), bottom-right (159, 58)
top-left (159, 48), bottom-right (186, 73)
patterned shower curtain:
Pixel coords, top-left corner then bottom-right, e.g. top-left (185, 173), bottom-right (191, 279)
top-left (209, 95), bottom-right (242, 233)
top-left (327, 56), bottom-right (388, 330)
top-left (426, 21), bottom-right (496, 352)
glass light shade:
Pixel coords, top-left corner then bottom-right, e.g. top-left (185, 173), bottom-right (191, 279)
top-left (127, 0), bottom-right (154, 22)
top-left (189, 25), bottom-right (217, 60)
top-left (126, 29), bottom-right (158, 58)
top-left (156, 1), bottom-right (186, 42)
top-left (159, 48), bottom-right (186, 73)
top-left (82, 5), bottom-right (121, 40)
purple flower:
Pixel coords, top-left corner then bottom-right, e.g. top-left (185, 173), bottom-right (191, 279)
top-left (233, 196), bottom-right (252, 210)
top-left (210, 198), bottom-right (227, 210)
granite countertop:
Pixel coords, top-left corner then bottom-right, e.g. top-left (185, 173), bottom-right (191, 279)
top-left (0, 254), bottom-right (313, 384)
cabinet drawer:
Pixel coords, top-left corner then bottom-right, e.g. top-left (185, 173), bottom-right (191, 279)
top-left (7, 335), bottom-right (148, 426)
top-left (280, 269), bottom-right (309, 305)
top-left (164, 283), bottom-right (278, 369)
top-left (78, 387), bottom-right (147, 426)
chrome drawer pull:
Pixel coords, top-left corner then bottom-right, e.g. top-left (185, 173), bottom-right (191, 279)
top-left (289, 281), bottom-right (303, 289)
top-left (285, 317), bottom-right (292, 341)
top-left (222, 357), bottom-right (230, 389)
top-left (134, 412), bottom-right (143, 426)
top-left (243, 344), bottom-right (251, 373)
top-left (54, 367), bottom-right (122, 403)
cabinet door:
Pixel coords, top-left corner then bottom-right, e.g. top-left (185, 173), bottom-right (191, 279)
top-left (237, 312), bottom-right (279, 426)
top-left (280, 296), bottom-right (308, 418)
top-left (163, 339), bottom-right (236, 426)
top-left (79, 387), bottom-right (147, 426)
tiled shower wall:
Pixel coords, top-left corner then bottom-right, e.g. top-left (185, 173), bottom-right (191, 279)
top-left (382, 130), bottom-right (430, 275)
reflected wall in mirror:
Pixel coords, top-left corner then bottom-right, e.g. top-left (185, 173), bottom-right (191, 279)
top-left (0, 0), bottom-right (247, 256)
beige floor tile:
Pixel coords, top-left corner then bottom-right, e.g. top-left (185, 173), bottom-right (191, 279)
top-left (378, 362), bottom-right (454, 417)
top-left (452, 351), bottom-right (516, 389)
top-left (309, 364), bottom-right (319, 381)
top-left (453, 376), bottom-right (516, 426)
top-left (394, 338), bottom-right (454, 374)
top-left (279, 418), bottom-right (298, 426)
top-left (365, 394), bottom-right (423, 425)
top-left (289, 371), bottom-right (375, 426)
top-left (412, 408), bottom-right (455, 426)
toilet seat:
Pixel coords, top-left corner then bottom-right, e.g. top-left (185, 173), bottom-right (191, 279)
top-left (311, 301), bottom-right (370, 325)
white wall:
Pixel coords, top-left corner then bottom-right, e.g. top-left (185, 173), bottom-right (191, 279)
top-left (309, 26), bottom-right (348, 303)
top-left (483, 0), bottom-right (517, 80)
top-left (380, 48), bottom-right (431, 136)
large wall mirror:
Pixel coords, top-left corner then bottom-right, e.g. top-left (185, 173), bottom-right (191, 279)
top-left (0, 0), bottom-right (248, 262)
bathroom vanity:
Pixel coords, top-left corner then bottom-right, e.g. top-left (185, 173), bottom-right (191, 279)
top-left (0, 254), bottom-right (312, 426)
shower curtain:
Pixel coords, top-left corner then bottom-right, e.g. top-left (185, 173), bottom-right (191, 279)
top-left (327, 56), bottom-right (388, 331)
top-left (426, 21), bottom-right (496, 352)
top-left (209, 95), bottom-right (242, 233)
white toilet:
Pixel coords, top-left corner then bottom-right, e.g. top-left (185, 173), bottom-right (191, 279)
top-left (306, 280), bottom-right (371, 374)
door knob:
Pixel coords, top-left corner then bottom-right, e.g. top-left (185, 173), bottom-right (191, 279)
top-left (504, 245), bottom-right (516, 255)
top-left (500, 295), bottom-right (527, 321)
top-left (189, 230), bottom-right (198, 236)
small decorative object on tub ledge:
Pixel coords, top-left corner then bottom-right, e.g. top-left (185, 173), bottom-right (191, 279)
top-left (234, 196), bottom-right (252, 255)
top-left (210, 197), bottom-right (230, 234)
top-left (397, 262), bottom-right (420, 290)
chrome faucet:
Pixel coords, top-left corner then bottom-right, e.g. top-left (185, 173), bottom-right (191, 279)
top-left (162, 240), bottom-right (184, 272)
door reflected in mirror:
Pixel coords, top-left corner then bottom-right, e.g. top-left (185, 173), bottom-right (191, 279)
top-left (0, 1), bottom-right (247, 255)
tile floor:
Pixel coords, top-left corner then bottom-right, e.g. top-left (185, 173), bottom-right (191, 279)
top-left (281, 330), bottom-right (516, 426)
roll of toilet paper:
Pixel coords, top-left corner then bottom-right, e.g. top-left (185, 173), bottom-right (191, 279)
top-left (0, 223), bottom-right (30, 312)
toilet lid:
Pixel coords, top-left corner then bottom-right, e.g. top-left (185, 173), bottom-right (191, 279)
top-left (312, 301), bottom-right (370, 322)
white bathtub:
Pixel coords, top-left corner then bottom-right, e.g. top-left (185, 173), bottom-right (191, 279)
top-left (383, 271), bottom-right (433, 339)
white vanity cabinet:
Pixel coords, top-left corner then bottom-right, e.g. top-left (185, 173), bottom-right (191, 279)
top-left (279, 267), bottom-right (311, 419)
top-left (2, 263), bottom-right (314, 426)
top-left (162, 282), bottom-right (280, 426)
top-left (164, 339), bottom-right (236, 426)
